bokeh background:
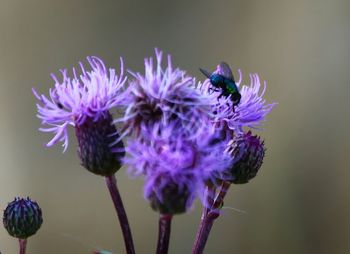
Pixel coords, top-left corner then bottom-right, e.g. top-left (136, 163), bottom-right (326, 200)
top-left (0, 0), bottom-right (349, 253)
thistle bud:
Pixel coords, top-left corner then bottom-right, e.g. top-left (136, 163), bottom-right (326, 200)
top-left (226, 131), bottom-right (265, 184)
top-left (75, 111), bottom-right (125, 176)
top-left (147, 174), bottom-right (191, 215)
top-left (3, 197), bottom-right (43, 239)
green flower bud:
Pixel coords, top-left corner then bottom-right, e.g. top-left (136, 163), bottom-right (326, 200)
top-left (226, 131), bottom-right (265, 184)
top-left (148, 175), bottom-right (191, 215)
top-left (3, 197), bottom-right (43, 239)
top-left (75, 111), bottom-right (125, 176)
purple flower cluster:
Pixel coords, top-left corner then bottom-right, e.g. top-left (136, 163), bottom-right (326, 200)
top-left (33, 49), bottom-right (275, 214)
top-left (121, 50), bottom-right (234, 213)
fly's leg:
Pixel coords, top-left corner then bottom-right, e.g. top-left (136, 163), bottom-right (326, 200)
top-left (217, 92), bottom-right (224, 100)
top-left (232, 105), bottom-right (236, 112)
top-left (220, 92), bottom-right (233, 110)
top-left (209, 86), bottom-right (221, 94)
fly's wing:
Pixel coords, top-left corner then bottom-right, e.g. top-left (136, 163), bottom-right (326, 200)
top-left (216, 62), bottom-right (234, 81)
top-left (199, 68), bottom-right (212, 79)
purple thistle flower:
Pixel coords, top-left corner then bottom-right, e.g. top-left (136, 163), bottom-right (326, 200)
top-left (125, 124), bottom-right (232, 214)
top-left (33, 56), bottom-right (137, 253)
top-left (118, 49), bottom-right (215, 140)
top-left (33, 57), bottom-right (128, 152)
top-left (199, 65), bottom-right (276, 132)
top-left (33, 57), bottom-right (127, 175)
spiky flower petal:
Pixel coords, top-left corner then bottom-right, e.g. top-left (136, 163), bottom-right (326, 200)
top-left (3, 197), bottom-right (43, 239)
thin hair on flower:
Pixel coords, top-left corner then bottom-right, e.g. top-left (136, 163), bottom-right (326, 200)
top-left (33, 57), bottom-right (128, 151)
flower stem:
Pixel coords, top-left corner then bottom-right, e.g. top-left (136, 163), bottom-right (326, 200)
top-left (211, 181), bottom-right (231, 210)
top-left (156, 214), bottom-right (173, 254)
top-left (192, 186), bottom-right (216, 254)
top-left (192, 212), bottom-right (217, 254)
top-left (105, 174), bottom-right (135, 254)
top-left (19, 239), bottom-right (27, 254)
top-left (192, 181), bottom-right (231, 254)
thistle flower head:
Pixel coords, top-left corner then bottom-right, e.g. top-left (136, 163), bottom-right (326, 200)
top-left (125, 124), bottom-right (232, 214)
top-left (120, 49), bottom-right (214, 140)
top-left (199, 67), bottom-right (276, 133)
top-left (33, 57), bottom-right (128, 152)
top-left (225, 131), bottom-right (265, 184)
top-left (3, 197), bottom-right (43, 239)
top-left (33, 57), bottom-right (126, 175)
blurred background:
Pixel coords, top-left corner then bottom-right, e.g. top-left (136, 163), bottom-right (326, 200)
top-left (0, 0), bottom-right (349, 253)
